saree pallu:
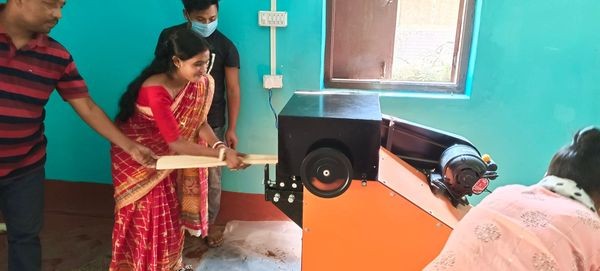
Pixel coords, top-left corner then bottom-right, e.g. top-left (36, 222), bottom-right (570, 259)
top-left (110, 76), bottom-right (214, 271)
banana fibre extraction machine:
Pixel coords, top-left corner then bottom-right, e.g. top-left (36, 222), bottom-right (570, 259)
top-left (263, 91), bottom-right (498, 271)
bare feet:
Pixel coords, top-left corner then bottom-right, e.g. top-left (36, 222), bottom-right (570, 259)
top-left (205, 224), bottom-right (225, 248)
top-left (177, 264), bottom-right (194, 271)
top-left (183, 233), bottom-right (209, 259)
top-left (184, 245), bottom-right (208, 259)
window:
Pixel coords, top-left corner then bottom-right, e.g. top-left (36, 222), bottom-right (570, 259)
top-left (324, 0), bottom-right (475, 94)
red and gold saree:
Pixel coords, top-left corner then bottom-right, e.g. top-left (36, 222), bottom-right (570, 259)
top-left (109, 76), bottom-right (213, 271)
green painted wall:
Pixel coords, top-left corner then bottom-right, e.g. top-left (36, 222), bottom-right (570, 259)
top-left (39, 0), bottom-right (598, 204)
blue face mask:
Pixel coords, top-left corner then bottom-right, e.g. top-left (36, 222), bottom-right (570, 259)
top-left (190, 19), bottom-right (218, 38)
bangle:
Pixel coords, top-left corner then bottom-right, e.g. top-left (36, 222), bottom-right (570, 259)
top-left (212, 141), bottom-right (225, 149)
top-left (218, 147), bottom-right (227, 161)
top-left (215, 143), bottom-right (226, 150)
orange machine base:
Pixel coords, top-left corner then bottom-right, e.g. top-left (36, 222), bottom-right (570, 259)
top-left (301, 148), bottom-right (469, 271)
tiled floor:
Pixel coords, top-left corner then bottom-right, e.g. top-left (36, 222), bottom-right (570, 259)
top-left (0, 180), bottom-right (288, 271)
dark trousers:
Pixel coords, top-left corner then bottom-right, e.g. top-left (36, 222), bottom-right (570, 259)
top-left (208, 126), bottom-right (224, 224)
top-left (0, 168), bottom-right (45, 271)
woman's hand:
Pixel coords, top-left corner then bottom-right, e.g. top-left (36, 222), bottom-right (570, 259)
top-left (223, 148), bottom-right (248, 170)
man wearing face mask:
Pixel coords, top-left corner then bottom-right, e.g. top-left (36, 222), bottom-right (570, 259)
top-left (155, 0), bottom-right (241, 248)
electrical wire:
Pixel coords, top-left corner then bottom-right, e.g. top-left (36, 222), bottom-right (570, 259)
top-left (268, 89), bottom-right (278, 128)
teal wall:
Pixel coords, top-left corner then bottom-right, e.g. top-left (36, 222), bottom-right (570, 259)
top-left (42, 0), bottom-right (598, 204)
top-left (45, 1), bottom-right (185, 182)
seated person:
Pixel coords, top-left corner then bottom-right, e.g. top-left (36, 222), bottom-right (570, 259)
top-left (425, 127), bottom-right (600, 270)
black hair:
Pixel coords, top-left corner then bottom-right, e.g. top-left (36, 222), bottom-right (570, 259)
top-left (182, 0), bottom-right (219, 12)
top-left (547, 126), bottom-right (600, 196)
top-left (115, 28), bottom-right (210, 122)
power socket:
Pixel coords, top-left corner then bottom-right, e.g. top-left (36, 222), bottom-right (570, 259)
top-left (258, 11), bottom-right (288, 27)
top-left (263, 75), bottom-right (283, 89)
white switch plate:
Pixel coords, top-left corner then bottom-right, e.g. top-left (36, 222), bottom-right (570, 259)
top-left (258, 11), bottom-right (288, 27)
top-left (263, 75), bottom-right (283, 89)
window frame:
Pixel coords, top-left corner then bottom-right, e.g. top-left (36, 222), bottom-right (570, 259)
top-left (323, 0), bottom-right (476, 94)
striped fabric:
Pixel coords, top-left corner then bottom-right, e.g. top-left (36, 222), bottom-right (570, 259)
top-left (110, 79), bottom-right (213, 270)
top-left (0, 25), bottom-right (89, 179)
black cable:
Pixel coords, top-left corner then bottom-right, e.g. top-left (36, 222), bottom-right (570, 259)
top-left (268, 89), bottom-right (278, 128)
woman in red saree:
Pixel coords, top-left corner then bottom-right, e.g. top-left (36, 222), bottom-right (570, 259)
top-left (109, 29), bottom-right (246, 271)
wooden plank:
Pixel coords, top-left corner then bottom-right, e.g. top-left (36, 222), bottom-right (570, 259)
top-left (156, 154), bottom-right (278, 170)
